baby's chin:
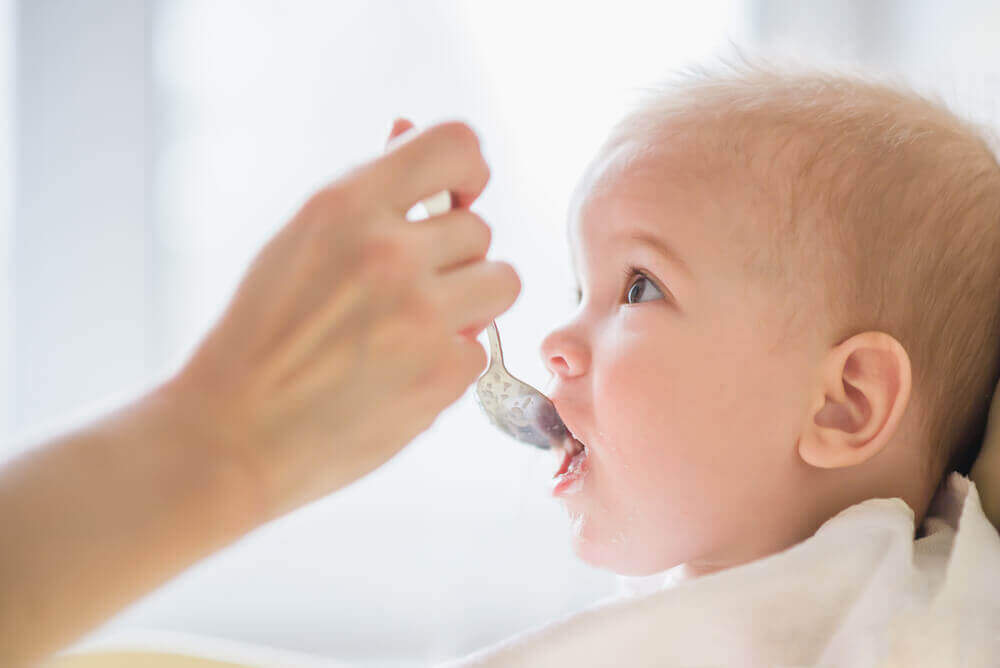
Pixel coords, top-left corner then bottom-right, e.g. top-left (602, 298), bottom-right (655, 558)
top-left (567, 514), bottom-right (687, 576)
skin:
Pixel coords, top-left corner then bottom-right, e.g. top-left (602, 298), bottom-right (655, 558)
top-left (0, 119), bottom-right (521, 666)
top-left (541, 135), bottom-right (930, 578)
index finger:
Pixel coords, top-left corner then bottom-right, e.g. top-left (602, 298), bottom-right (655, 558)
top-left (366, 121), bottom-right (490, 213)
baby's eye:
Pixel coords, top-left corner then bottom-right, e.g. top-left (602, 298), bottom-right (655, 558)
top-left (625, 273), bottom-right (664, 305)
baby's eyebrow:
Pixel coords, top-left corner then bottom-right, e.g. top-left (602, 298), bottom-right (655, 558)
top-left (626, 232), bottom-right (692, 279)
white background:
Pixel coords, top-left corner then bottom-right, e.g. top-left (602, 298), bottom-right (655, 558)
top-left (2, 2), bottom-right (999, 666)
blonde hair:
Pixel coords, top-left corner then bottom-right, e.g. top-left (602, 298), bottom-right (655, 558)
top-left (610, 58), bottom-right (1000, 487)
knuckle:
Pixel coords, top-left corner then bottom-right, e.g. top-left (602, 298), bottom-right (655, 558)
top-left (434, 121), bottom-right (481, 158)
top-left (360, 232), bottom-right (412, 278)
top-left (468, 214), bottom-right (492, 254)
top-left (477, 158), bottom-right (491, 191)
top-left (296, 193), bottom-right (328, 228)
top-left (496, 261), bottom-right (522, 298)
top-left (304, 183), bottom-right (355, 219)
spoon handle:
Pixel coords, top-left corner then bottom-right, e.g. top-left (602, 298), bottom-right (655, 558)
top-left (421, 189), bottom-right (452, 216)
top-left (485, 320), bottom-right (504, 369)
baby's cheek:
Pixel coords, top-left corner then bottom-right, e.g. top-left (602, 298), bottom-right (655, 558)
top-left (596, 355), bottom-right (698, 497)
top-left (599, 347), bottom-right (706, 455)
top-left (598, 342), bottom-right (730, 509)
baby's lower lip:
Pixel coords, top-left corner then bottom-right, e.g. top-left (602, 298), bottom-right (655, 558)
top-left (552, 436), bottom-right (589, 497)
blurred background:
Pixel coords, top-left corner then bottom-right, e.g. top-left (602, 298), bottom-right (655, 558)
top-left (0, 1), bottom-right (998, 666)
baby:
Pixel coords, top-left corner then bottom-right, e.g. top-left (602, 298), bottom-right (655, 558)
top-left (539, 61), bottom-right (1000, 579)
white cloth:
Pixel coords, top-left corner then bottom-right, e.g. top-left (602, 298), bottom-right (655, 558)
top-left (442, 472), bottom-right (1000, 667)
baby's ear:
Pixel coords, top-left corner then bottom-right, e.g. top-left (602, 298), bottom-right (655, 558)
top-left (798, 331), bottom-right (912, 469)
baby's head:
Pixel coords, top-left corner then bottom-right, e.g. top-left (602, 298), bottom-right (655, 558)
top-left (541, 61), bottom-right (1000, 577)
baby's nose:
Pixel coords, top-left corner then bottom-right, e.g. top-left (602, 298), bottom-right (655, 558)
top-left (540, 328), bottom-right (589, 380)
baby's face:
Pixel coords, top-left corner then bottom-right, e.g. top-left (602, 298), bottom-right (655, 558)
top-left (541, 138), bottom-right (819, 576)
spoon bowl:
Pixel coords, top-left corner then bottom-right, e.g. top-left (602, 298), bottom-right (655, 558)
top-left (474, 321), bottom-right (568, 449)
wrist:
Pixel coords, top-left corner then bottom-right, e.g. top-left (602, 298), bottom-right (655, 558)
top-left (146, 373), bottom-right (271, 532)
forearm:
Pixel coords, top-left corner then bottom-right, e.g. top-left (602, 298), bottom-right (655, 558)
top-left (0, 385), bottom-right (263, 666)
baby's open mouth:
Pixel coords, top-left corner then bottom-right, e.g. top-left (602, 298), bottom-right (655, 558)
top-left (552, 430), bottom-right (589, 496)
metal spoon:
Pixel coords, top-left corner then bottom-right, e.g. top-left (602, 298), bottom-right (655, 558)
top-left (416, 188), bottom-right (567, 450)
top-left (473, 321), bottom-right (568, 450)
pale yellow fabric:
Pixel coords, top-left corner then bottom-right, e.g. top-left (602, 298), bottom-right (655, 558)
top-left (54, 629), bottom-right (336, 668)
top-left (44, 651), bottom-right (247, 668)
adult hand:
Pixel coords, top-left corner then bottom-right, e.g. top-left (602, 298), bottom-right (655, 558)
top-left (971, 380), bottom-right (1000, 532)
top-left (0, 119), bottom-right (521, 666)
top-left (166, 120), bottom-right (520, 521)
